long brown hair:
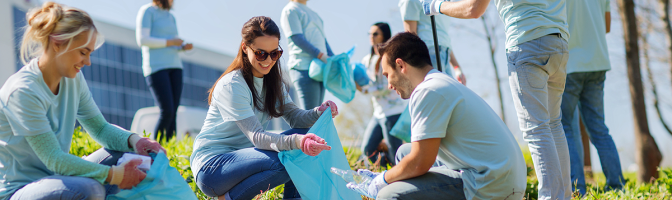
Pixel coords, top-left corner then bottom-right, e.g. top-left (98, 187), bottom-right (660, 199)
top-left (207, 16), bottom-right (288, 118)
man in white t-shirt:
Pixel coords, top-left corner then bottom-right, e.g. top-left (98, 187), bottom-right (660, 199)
top-left (347, 32), bottom-right (527, 199)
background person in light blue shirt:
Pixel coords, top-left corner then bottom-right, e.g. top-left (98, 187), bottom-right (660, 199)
top-left (347, 32), bottom-right (526, 200)
top-left (398, 0), bottom-right (466, 84)
top-left (191, 16), bottom-right (336, 200)
top-left (136, 0), bottom-right (193, 141)
top-left (424, 0), bottom-right (571, 198)
top-left (1, 2), bottom-right (166, 199)
top-left (280, 0), bottom-right (334, 110)
top-left (562, 0), bottom-right (624, 196)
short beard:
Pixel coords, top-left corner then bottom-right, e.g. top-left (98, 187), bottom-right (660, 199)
top-left (397, 76), bottom-right (413, 99)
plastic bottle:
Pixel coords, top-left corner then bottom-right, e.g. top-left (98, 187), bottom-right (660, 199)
top-left (330, 167), bottom-right (372, 185)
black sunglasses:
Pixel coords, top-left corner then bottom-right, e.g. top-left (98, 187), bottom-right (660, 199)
top-left (247, 45), bottom-right (283, 61)
top-left (369, 32), bottom-right (379, 37)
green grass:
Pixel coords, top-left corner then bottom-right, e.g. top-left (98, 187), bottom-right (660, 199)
top-left (70, 128), bottom-right (671, 200)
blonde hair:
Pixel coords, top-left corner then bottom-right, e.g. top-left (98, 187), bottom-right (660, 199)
top-left (20, 1), bottom-right (104, 64)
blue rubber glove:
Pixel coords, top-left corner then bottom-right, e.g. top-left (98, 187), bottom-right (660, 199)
top-left (423, 0), bottom-right (446, 16)
top-left (347, 170), bottom-right (388, 198)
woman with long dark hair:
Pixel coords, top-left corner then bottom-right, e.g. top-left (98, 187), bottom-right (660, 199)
top-left (136, 0), bottom-right (193, 141)
top-left (190, 16), bottom-right (338, 200)
top-left (357, 22), bottom-right (406, 167)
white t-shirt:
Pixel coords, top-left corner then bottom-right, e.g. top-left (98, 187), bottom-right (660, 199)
top-left (409, 70), bottom-right (527, 199)
top-left (361, 54), bottom-right (407, 119)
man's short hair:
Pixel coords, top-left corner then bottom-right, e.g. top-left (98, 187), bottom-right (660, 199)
top-left (377, 32), bottom-right (433, 69)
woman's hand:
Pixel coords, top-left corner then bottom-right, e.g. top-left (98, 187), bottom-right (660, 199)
top-left (182, 43), bottom-right (193, 51)
top-left (298, 133), bottom-right (331, 156)
top-left (108, 159), bottom-right (147, 189)
top-left (317, 100), bottom-right (339, 118)
top-left (454, 66), bottom-right (466, 86)
top-left (129, 134), bottom-right (166, 156)
top-left (167, 38), bottom-right (184, 47)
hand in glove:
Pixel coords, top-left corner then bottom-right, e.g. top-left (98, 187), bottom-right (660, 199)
top-left (319, 52), bottom-right (330, 63)
top-left (422, 0), bottom-right (447, 16)
top-left (295, 133), bottom-right (331, 156)
top-left (317, 100), bottom-right (339, 118)
top-left (129, 134), bottom-right (166, 156)
top-left (346, 170), bottom-right (388, 198)
top-left (108, 158), bottom-right (147, 189)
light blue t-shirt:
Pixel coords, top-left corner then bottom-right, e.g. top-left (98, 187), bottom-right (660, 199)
top-left (281, 2), bottom-right (328, 71)
top-left (399, 0), bottom-right (452, 50)
top-left (0, 59), bottom-right (102, 199)
top-left (190, 70), bottom-right (293, 176)
top-left (495, 0), bottom-right (569, 48)
top-left (409, 70), bottom-right (527, 200)
top-left (137, 4), bottom-right (183, 77)
top-left (566, 0), bottom-right (611, 74)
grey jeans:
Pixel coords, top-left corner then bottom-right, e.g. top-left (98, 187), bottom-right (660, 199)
top-left (376, 144), bottom-right (465, 200)
top-left (507, 34), bottom-right (571, 200)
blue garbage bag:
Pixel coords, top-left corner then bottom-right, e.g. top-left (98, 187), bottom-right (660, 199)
top-left (323, 50), bottom-right (357, 103)
top-left (352, 62), bottom-right (370, 86)
top-left (389, 105), bottom-right (412, 143)
top-left (107, 152), bottom-right (197, 200)
top-left (308, 46), bottom-right (356, 83)
top-left (308, 59), bottom-right (325, 82)
top-left (278, 107), bottom-right (361, 200)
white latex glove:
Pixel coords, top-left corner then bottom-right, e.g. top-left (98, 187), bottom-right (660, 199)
top-left (347, 171), bottom-right (388, 198)
top-left (422, 0), bottom-right (446, 16)
top-left (357, 169), bottom-right (380, 179)
top-left (454, 66), bottom-right (466, 85)
top-left (319, 53), bottom-right (330, 63)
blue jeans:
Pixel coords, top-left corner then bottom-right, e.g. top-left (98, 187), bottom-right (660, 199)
top-left (376, 144), bottom-right (464, 200)
top-left (428, 46), bottom-right (453, 77)
top-left (10, 148), bottom-right (125, 200)
top-left (561, 71), bottom-right (624, 195)
top-left (146, 68), bottom-right (183, 141)
top-left (361, 114), bottom-right (403, 166)
top-left (195, 129), bottom-right (309, 200)
top-left (290, 69), bottom-right (325, 110)
top-left (507, 34), bottom-right (571, 200)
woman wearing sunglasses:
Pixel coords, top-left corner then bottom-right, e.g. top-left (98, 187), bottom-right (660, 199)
top-left (136, 0), bottom-right (193, 141)
top-left (190, 16), bottom-right (338, 200)
top-left (357, 22), bottom-right (407, 168)
top-left (281, 0), bottom-right (334, 110)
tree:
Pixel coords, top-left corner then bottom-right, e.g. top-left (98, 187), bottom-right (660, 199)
top-left (480, 11), bottom-right (506, 123)
top-left (616, 0), bottom-right (663, 182)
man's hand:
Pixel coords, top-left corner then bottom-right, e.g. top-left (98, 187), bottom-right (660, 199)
top-left (423, 0), bottom-right (446, 16)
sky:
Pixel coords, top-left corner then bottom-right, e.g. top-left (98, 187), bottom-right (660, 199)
top-left (43, 0), bottom-right (672, 171)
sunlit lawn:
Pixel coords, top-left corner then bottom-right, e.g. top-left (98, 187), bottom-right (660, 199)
top-left (70, 128), bottom-right (671, 200)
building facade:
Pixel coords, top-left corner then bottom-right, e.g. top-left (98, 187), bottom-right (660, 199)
top-left (1, 0), bottom-right (290, 132)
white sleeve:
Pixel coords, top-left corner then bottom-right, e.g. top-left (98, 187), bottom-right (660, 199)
top-left (136, 28), bottom-right (168, 48)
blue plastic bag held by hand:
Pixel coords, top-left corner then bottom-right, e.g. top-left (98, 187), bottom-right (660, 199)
top-left (278, 107), bottom-right (361, 200)
top-left (323, 47), bottom-right (357, 103)
top-left (352, 62), bottom-right (370, 86)
top-left (107, 151), bottom-right (197, 200)
top-left (389, 105), bottom-right (412, 143)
